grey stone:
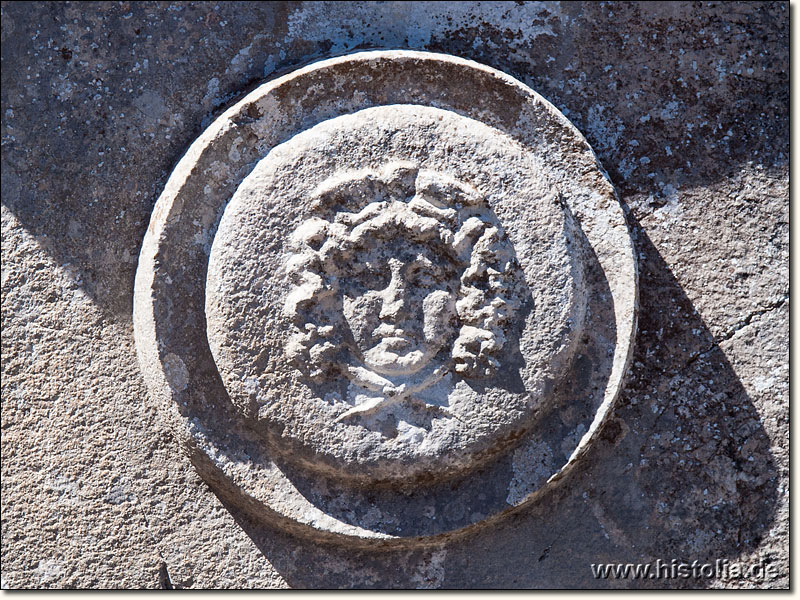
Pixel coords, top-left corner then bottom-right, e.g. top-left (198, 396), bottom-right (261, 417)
top-left (1, 1), bottom-right (787, 589)
top-left (135, 52), bottom-right (636, 544)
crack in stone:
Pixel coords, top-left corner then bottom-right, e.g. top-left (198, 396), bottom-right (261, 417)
top-left (683, 295), bottom-right (788, 371)
top-left (134, 492), bottom-right (180, 589)
top-left (158, 561), bottom-right (174, 590)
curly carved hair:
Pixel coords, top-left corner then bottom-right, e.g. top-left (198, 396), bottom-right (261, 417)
top-left (283, 162), bottom-right (524, 382)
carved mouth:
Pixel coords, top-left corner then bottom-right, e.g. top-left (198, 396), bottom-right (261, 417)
top-left (373, 324), bottom-right (416, 345)
top-left (379, 336), bottom-right (413, 350)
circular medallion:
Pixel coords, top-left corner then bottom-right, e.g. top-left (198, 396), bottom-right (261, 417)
top-left (206, 105), bottom-right (588, 484)
top-left (134, 51), bottom-right (637, 545)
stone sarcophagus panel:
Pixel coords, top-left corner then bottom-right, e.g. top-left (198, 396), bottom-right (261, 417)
top-left (1, 2), bottom-right (787, 589)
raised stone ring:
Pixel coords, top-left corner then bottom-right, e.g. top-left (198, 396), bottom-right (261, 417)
top-left (133, 50), bottom-right (638, 545)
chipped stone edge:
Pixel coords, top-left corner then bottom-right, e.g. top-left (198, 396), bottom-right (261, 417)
top-left (132, 50), bottom-right (638, 546)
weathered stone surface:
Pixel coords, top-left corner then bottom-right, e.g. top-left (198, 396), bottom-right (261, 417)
top-left (135, 52), bottom-right (636, 543)
top-left (207, 108), bottom-right (587, 485)
top-left (1, 1), bottom-right (787, 589)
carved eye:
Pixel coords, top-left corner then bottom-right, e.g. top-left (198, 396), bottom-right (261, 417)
top-left (409, 268), bottom-right (436, 288)
top-left (407, 259), bottom-right (449, 289)
top-left (348, 263), bottom-right (390, 293)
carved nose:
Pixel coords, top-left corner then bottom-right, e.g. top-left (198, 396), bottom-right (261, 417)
top-left (379, 280), bottom-right (407, 321)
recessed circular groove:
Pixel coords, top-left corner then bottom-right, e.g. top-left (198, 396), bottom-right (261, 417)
top-left (133, 50), bottom-right (638, 547)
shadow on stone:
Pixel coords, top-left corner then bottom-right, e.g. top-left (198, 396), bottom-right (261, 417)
top-left (240, 215), bottom-right (614, 540)
top-left (0, 1), bottom-right (785, 589)
top-left (0, 3), bottom-right (786, 326)
top-left (205, 213), bottom-right (777, 589)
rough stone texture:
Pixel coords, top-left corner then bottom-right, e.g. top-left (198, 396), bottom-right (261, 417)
top-left (1, 1), bottom-right (787, 589)
top-left (136, 54), bottom-right (636, 544)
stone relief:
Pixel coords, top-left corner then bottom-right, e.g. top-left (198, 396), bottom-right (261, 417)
top-left (284, 162), bottom-right (525, 422)
top-left (203, 101), bottom-right (591, 486)
top-left (133, 51), bottom-right (638, 544)
top-left (2, 1), bottom-right (786, 587)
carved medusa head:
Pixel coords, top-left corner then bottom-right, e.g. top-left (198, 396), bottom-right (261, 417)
top-left (283, 162), bottom-right (525, 400)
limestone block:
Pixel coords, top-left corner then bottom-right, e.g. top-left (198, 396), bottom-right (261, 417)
top-left (1, 2), bottom-right (787, 589)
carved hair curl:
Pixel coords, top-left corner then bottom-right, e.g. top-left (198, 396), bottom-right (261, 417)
top-left (284, 163), bottom-right (523, 381)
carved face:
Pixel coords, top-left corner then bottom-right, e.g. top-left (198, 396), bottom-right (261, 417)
top-left (341, 234), bottom-right (458, 376)
top-left (284, 164), bottom-right (523, 390)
